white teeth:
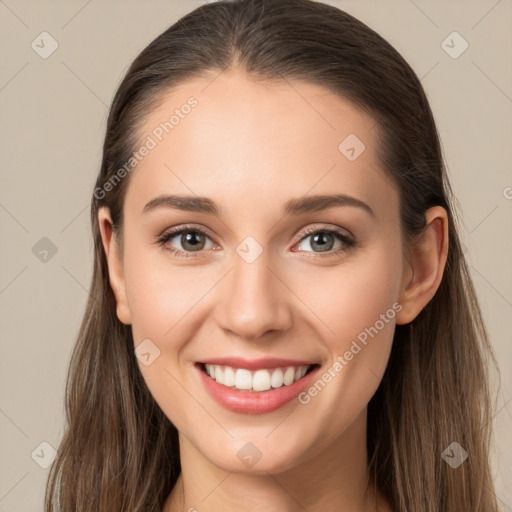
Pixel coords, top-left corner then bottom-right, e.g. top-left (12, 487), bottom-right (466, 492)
top-left (253, 369), bottom-right (271, 391)
top-left (283, 367), bottom-right (295, 386)
top-left (223, 366), bottom-right (235, 387)
top-left (235, 369), bottom-right (252, 390)
top-left (205, 364), bottom-right (214, 377)
top-left (271, 368), bottom-right (284, 388)
top-left (203, 363), bottom-right (312, 391)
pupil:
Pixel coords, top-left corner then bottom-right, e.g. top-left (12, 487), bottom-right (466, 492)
top-left (183, 232), bottom-right (204, 250)
top-left (178, 232), bottom-right (335, 253)
top-left (312, 233), bottom-right (333, 252)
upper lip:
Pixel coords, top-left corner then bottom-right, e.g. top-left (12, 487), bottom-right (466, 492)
top-left (197, 357), bottom-right (319, 370)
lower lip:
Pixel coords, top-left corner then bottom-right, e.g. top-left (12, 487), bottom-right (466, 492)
top-left (196, 364), bottom-right (320, 414)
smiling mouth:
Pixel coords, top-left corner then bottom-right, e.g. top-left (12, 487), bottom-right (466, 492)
top-left (198, 362), bottom-right (319, 392)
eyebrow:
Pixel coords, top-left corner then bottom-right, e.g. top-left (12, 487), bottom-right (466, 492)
top-left (142, 193), bottom-right (375, 218)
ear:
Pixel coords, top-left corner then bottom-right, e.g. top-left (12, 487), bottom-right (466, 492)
top-left (396, 206), bottom-right (449, 325)
top-left (97, 207), bottom-right (132, 325)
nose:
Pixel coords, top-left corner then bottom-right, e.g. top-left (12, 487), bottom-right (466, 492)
top-left (214, 249), bottom-right (293, 341)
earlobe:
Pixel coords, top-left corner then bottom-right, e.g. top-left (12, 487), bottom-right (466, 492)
top-left (396, 206), bottom-right (449, 325)
top-left (97, 207), bottom-right (132, 325)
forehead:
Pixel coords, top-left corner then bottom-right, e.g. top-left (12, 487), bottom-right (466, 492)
top-left (124, 68), bottom-right (397, 222)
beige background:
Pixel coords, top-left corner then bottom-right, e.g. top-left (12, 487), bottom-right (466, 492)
top-left (0, 0), bottom-right (511, 510)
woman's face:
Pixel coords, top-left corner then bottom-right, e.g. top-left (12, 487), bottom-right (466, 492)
top-left (101, 68), bottom-right (413, 474)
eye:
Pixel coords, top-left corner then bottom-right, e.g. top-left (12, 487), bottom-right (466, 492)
top-left (157, 225), bottom-right (216, 258)
top-left (293, 226), bottom-right (355, 257)
top-left (156, 224), bottom-right (356, 259)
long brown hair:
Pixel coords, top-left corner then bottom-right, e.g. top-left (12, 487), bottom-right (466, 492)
top-left (45, 0), bottom-right (500, 510)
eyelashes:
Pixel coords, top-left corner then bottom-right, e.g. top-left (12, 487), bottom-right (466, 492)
top-left (157, 225), bottom-right (215, 258)
top-left (156, 224), bottom-right (356, 260)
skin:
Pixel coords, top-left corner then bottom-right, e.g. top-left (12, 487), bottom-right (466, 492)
top-left (98, 68), bottom-right (448, 512)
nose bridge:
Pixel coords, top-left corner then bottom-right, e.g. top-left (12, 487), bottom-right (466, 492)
top-left (215, 244), bottom-right (292, 340)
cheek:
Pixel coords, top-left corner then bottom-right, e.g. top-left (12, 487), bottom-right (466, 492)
top-left (293, 246), bottom-right (402, 429)
top-left (122, 246), bottom-right (210, 432)
top-left (295, 245), bottom-right (402, 405)
top-left (123, 245), bottom-right (211, 344)
top-left (299, 245), bottom-right (403, 346)
top-left (125, 234), bottom-right (403, 359)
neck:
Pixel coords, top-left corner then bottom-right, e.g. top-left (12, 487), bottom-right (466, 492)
top-left (164, 408), bottom-right (390, 512)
